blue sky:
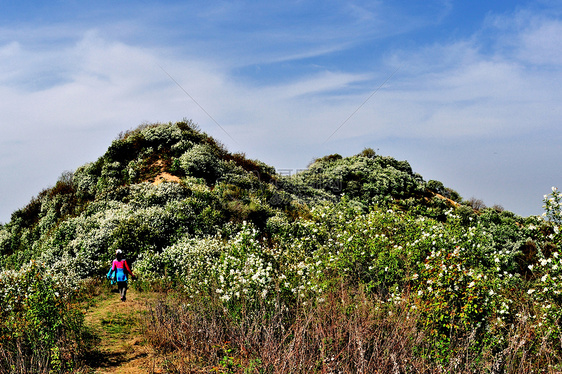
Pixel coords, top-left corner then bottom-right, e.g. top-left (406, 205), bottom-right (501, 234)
top-left (1, 0), bottom-right (562, 223)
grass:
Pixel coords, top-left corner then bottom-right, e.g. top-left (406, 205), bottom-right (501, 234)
top-left (80, 279), bottom-right (165, 374)
top-left (142, 285), bottom-right (431, 373)
top-left (140, 282), bottom-right (562, 374)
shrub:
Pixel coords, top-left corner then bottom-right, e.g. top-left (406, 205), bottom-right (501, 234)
top-left (179, 143), bottom-right (225, 182)
top-left (543, 186), bottom-right (562, 225)
top-left (465, 197), bottom-right (486, 211)
top-left (357, 147), bottom-right (377, 158)
top-left (427, 179), bottom-right (446, 195)
top-left (0, 262), bottom-right (88, 373)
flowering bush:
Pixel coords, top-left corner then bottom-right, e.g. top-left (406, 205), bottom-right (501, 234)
top-left (543, 186), bottom-right (562, 225)
top-left (134, 236), bottom-right (224, 291)
top-left (299, 153), bottom-right (425, 204)
top-left (178, 143), bottom-right (225, 182)
top-left (520, 249), bottom-right (562, 346)
top-left (0, 261), bottom-right (87, 373)
top-left (213, 224), bottom-right (277, 305)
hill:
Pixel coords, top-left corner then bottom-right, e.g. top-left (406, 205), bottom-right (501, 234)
top-left (0, 120), bottom-right (436, 275)
top-left (1, 120), bottom-right (561, 373)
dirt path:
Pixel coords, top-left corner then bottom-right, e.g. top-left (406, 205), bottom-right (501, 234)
top-left (83, 288), bottom-right (164, 374)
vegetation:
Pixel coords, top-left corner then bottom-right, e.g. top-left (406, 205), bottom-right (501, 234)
top-left (1, 120), bottom-right (561, 373)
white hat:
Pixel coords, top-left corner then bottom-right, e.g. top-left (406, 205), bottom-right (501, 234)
top-left (116, 249), bottom-right (123, 254)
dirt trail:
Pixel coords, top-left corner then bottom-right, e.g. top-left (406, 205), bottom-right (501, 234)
top-left (84, 288), bottom-right (164, 374)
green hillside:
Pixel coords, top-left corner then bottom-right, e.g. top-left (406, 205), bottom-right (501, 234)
top-left (1, 120), bottom-right (561, 373)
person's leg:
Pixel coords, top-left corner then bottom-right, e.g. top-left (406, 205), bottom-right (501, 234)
top-left (118, 282), bottom-right (127, 301)
top-left (121, 282), bottom-right (128, 301)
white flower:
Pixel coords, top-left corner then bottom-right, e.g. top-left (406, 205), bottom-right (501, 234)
top-left (527, 289), bottom-right (535, 295)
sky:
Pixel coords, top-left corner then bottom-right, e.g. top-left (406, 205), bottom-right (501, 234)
top-left (1, 0), bottom-right (562, 223)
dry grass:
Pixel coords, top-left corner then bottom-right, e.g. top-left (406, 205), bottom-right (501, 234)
top-left (142, 285), bottom-right (562, 374)
top-left (4, 281), bottom-right (559, 373)
top-left (144, 287), bottom-right (428, 373)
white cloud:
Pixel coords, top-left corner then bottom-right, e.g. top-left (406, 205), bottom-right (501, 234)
top-left (2, 4), bottom-right (562, 221)
top-left (518, 19), bottom-right (562, 65)
top-left (326, 12), bottom-right (562, 142)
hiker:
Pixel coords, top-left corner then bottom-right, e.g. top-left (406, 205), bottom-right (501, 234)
top-left (107, 249), bottom-right (136, 302)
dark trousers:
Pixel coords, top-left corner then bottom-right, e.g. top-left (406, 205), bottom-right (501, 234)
top-left (117, 281), bottom-right (128, 301)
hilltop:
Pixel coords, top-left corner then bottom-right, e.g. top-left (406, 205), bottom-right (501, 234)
top-left (1, 120), bottom-right (561, 373)
top-left (0, 120), bottom-right (447, 274)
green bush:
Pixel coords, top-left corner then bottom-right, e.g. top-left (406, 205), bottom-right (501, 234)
top-left (179, 143), bottom-right (225, 182)
top-left (543, 187), bottom-right (562, 225)
top-left (0, 262), bottom-right (88, 373)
